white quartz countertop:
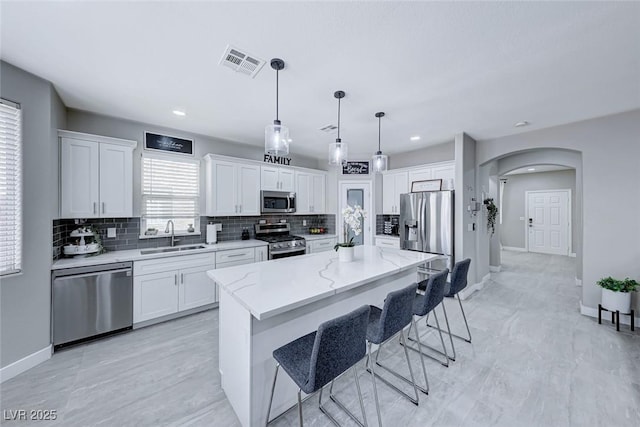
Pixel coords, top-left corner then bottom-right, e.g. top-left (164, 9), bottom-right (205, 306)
top-left (297, 234), bottom-right (337, 241)
top-left (207, 245), bottom-right (439, 320)
top-left (51, 239), bottom-right (268, 270)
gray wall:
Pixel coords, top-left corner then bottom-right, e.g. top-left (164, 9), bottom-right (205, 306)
top-left (65, 109), bottom-right (325, 217)
top-left (476, 109), bottom-right (640, 312)
top-left (389, 141), bottom-right (454, 169)
top-left (500, 170), bottom-right (577, 251)
top-left (0, 61), bottom-right (65, 368)
top-left (454, 133), bottom-right (479, 283)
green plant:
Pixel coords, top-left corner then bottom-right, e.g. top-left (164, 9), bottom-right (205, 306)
top-left (484, 198), bottom-right (498, 235)
top-left (596, 277), bottom-right (639, 293)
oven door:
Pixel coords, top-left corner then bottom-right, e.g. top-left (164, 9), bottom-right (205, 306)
top-left (261, 191), bottom-right (296, 213)
top-left (269, 247), bottom-right (306, 260)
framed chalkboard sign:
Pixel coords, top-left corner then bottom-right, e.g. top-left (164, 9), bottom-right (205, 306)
top-left (342, 161), bottom-right (370, 175)
top-left (144, 132), bottom-right (194, 156)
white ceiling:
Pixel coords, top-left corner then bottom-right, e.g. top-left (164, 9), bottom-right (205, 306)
top-left (504, 165), bottom-right (572, 176)
top-left (1, 1), bottom-right (639, 159)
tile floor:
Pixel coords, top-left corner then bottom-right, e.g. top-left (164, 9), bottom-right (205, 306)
top-left (1, 250), bottom-right (638, 426)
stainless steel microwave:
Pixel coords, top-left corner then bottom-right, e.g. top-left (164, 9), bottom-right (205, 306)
top-left (261, 191), bottom-right (296, 213)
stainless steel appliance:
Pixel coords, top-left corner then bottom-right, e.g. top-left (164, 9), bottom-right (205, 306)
top-left (254, 223), bottom-right (306, 259)
top-left (400, 190), bottom-right (454, 268)
top-left (261, 190), bottom-right (296, 214)
top-left (52, 262), bottom-right (133, 349)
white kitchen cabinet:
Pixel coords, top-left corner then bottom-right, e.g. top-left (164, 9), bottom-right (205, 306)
top-left (376, 236), bottom-right (400, 249)
top-left (295, 171), bottom-right (326, 214)
top-left (382, 171), bottom-right (408, 214)
top-left (261, 166), bottom-right (294, 191)
top-left (205, 157), bottom-right (260, 216)
top-left (432, 163), bottom-right (455, 190)
top-left (59, 131), bottom-right (136, 219)
top-left (307, 237), bottom-right (336, 254)
top-left (408, 168), bottom-right (432, 187)
top-left (255, 246), bottom-right (268, 262)
top-left (133, 253), bottom-right (216, 324)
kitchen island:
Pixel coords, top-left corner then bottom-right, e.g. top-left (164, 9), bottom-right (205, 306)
top-left (207, 245), bottom-right (439, 427)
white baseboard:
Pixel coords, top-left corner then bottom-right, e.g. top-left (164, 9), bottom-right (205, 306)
top-left (502, 246), bottom-right (527, 252)
top-left (580, 301), bottom-right (639, 327)
top-left (569, 252), bottom-right (576, 258)
top-left (489, 265), bottom-right (501, 273)
top-left (0, 345), bottom-right (52, 383)
top-left (575, 277), bottom-right (582, 286)
top-left (459, 273), bottom-right (491, 300)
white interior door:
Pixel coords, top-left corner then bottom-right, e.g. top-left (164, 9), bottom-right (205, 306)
top-left (338, 181), bottom-right (372, 246)
top-left (526, 190), bottom-right (570, 255)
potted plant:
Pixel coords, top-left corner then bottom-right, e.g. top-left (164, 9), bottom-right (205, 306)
top-left (597, 276), bottom-right (639, 313)
top-left (334, 204), bottom-right (366, 262)
top-left (484, 198), bottom-right (498, 236)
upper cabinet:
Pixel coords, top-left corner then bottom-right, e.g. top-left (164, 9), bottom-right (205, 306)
top-left (59, 130), bottom-right (136, 219)
top-left (205, 156), bottom-right (260, 216)
top-left (261, 166), bottom-right (294, 192)
top-left (383, 161), bottom-right (455, 214)
top-left (295, 171), bottom-right (326, 214)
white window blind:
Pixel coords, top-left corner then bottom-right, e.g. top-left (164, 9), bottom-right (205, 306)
top-left (141, 155), bottom-right (200, 234)
top-left (0, 100), bottom-right (22, 275)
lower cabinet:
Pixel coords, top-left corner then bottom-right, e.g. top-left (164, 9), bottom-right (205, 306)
top-left (375, 236), bottom-right (400, 249)
top-left (307, 237), bottom-right (337, 254)
top-left (133, 253), bottom-right (216, 324)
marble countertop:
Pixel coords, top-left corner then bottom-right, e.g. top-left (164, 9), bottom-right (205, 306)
top-left (52, 239), bottom-right (268, 270)
top-left (297, 234), bottom-right (337, 241)
top-left (207, 245), bottom-right (439, 320)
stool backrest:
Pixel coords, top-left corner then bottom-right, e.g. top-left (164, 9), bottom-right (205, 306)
top-left (415, 269), bottom-right (449, 316)
top-left (373, 283), bottom-right (419, 344)
top-left (308, 305), bottom-right (370, 392)
top-left (449, 258), bottom-right (471, 295)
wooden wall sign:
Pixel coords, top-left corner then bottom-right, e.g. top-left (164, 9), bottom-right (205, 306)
top-left (144, 132), bottom-right (194, 155)
top-left (342, 161), bottom-right (370, 175)
top-left (263, 154), bottom-right (292, 165)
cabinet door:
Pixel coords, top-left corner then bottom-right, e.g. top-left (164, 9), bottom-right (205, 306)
top-left (394, 172), bottom-right (409, 212)
top-left (238, 164), bottom-right (260, 215)
top-left (279, 168), bottom-right (295, 192)
top-left (212, 161), bottom-right (238, 215)
top-left (255, 246), bottom-right (268, 262)
top-left (382, 173), bottom-right (396, 214)
top-left (432, 163), bottom-right (455, 190)
top-left (261, 166), bottom-right (280, 190)
top-left (179, 265), bottom-right (216, 311)
top-left (376, 237), bottom-right (400, 249)
top-left (133, 271), bottom-right (179, 323)
top-left (295, 172), bottom-right (311, 214)
top-left (408, 168), bottom-right (432, 188)
top-left (310, 238), bottom-right (336, 253)
top-left (60, 138), bottom-right (100, 218)
top-left (311, 174), bottom-right (326, 214)
top-left (99, 143), bottom-right (133, 217)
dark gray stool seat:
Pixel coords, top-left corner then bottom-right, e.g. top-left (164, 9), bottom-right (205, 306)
top-left (266, 305), bottom-right (370, 427)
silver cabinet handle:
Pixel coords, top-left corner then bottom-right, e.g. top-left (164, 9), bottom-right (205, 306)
top-left (235, 205), bottom-right (238, 213)
top-left (226, 253), bottom-right (247, 258)
top-left (93, 202), bottom-right (97, 214)
top-left (174, 274), bottom-right (178, 286)
top-left (102, 202), bottom-right (105, 214)
top-left (181, 273), bottom-right (184, 284)
top-left (239, 204), bottom-right (242, 213)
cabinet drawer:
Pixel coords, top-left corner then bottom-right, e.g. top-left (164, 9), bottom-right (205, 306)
top-left (216, 248), bottom-right (255, 264)
top-left (217, 258), bottom-right (255, 269)
top-left (135, 253), bottom-right (215, 276)
top-left (311, 238), bottom-right (335, 251)
top-left (376, 238), bottom-right (400, 249)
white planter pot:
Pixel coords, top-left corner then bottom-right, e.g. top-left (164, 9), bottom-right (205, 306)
top-left (601, 288), bottom-right (631, 313)
top-left (338, 246), bottom-right (354, 263)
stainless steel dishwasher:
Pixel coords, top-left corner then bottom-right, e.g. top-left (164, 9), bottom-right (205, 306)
top-left (52, 262), bottom-right (133, 349)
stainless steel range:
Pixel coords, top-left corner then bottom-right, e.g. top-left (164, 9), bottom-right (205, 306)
top-left (254, 223), bottom-right (306, 260)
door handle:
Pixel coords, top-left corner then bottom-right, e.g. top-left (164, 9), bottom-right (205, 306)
top-left (180, 273), bottom-right (184, 284)
top-left (93, 202), bottom-right (97, 214)
top-left (174, 274), bottom-right (178, 286)
top-left (102, 202), bottom-right (105, 214)
top-left (239, 204), bottom-right (242, 213)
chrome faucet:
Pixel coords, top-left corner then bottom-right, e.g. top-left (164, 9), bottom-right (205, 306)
top-left (165, 220), bottom-right (179, 247)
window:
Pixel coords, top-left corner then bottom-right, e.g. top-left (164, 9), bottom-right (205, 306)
top-left (141, 154), bottom-right (200, 236)
top-left (0, 99), bottom-right (22, 275)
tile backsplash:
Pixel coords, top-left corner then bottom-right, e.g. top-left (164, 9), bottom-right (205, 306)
top-left (53, 214), bottom-right (336, 260)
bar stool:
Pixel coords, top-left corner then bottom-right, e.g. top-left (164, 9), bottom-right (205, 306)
top-left (265, 305), bottom-right (370, 427)
top-left (405, 269), bottom-right (451, 367)
top-left (365, 283), bottom-right (424, 426)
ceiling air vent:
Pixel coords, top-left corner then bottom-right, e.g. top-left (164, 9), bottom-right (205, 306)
top-left (219, 45), bottom-right (266, 78)
top-left (319, 124), bottom-right (338, 134)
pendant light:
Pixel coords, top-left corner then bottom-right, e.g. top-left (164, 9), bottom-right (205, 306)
top-left (372, 112), bottom-right (388, 173)
top-left (265, 58), bottom-right (290, 156)
top-left (328, 90), bottom-right (348, 166)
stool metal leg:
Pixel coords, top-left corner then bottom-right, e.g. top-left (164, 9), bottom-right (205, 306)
top-left (406, 310), bottom-right (450, 367)
top-left (297, 388), bottom-right (304, 427)
top-left (426, 294), bottom-right (472, 344)
top-left (411, 315), bottom-right (429, 394)
top-left (321, 369), bottom-right (368, 427)
top-left (440, 302), bottom-right (456, 360)
top-left (367, 342), bottom-right (383, 427)
top-left (265, 363), bottom-right (280, 426)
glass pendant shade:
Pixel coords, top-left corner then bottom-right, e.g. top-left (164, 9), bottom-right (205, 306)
top-left (265, 120), bottom-right (290, 156)
top-left (372, 151), bottom-right (388, 173)
top-left (328, 139), bottom-right (348, 166)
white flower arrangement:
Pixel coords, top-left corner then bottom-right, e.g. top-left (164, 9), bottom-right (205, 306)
top-left (335, 204), bottom-right (367, 251)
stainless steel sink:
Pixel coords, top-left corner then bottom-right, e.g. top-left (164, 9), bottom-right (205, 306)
top-left (140, 244), bottom-right (207, 255)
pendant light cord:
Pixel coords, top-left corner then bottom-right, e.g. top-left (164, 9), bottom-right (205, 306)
top-left (275, 69), bottom-right (279, 121)
top-left (337, 97), bottom-right (341, 140)
top-left (378, 115), bottom-right (381, 151)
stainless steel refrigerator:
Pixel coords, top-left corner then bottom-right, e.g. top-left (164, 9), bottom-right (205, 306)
top-left (400, 190), bottom-right (454, 269)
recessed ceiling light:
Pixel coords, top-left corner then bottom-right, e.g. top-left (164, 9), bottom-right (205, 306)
top-left (410, 136), bottom-right (421, 141)
top-left (172, 110), bottom-right (186, 116)
top-left (515, 121), bottom-right (529, 127)
top-left (527, 168), bottom-right (536, 171)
